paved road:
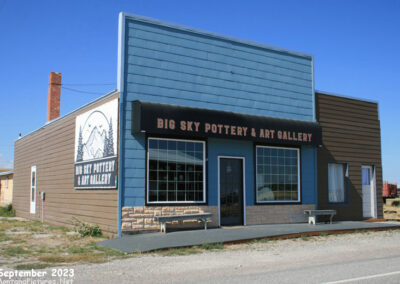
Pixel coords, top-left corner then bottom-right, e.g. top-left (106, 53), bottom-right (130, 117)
top-left (14, 230), bottom-right (400, 283)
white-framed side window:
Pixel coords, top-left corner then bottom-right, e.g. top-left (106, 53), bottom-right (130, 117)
top-left (328, 163), bottom-right (348, 203)
top-left (147, 137), bottom-right (206, 204)
top-left (256, 146), bottom-right (300, 203)
top-left (30, 166), bottom-right (37, 214)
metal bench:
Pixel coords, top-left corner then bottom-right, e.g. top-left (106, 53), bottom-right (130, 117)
top-left (154, 213), bottom-right (213, 233)
top-left (304, 210), bottom-right (336, 225)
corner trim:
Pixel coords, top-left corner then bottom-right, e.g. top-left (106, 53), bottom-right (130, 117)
top-left (117, 12), bottom-right (127, 237)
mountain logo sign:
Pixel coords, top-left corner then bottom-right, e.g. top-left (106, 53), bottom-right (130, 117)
top-left (74, 99), bottom-right (118, 189)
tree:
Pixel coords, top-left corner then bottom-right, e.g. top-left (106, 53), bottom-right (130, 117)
top-left (107, 117), bottom-right (115, 157)
top-left (76, 127), bottom-right (84, 162)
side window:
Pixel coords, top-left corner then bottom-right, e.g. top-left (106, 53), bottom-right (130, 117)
top-left (30, 166), bottom-right (37, 214)
top-left (328, 163), bottom-right (348, 203)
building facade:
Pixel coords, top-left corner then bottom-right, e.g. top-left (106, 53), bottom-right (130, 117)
top-left (316, 91), bottom-right (383, 220)
top-left (12, 13), bottom-right (383, 236)
top-left (117, 14), bottom-right (323, 234)
top-left (0, 170), bottom-right (13, 206)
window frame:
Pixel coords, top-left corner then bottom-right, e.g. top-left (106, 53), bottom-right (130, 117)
top-left (30, 165), bottom-right (37, 214)
top-left (327, 162), bottom-right (349, 205)
top-left (146, 136), bottom-right (207, 205)
top-left (255, 145), bottom-right (301, 204)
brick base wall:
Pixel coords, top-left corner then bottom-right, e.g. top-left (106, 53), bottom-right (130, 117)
top-left (122, 204), bottom-right (315, 233)
top-left (121, 206), bottom-right (218, 233)
top-left (246, 204), bottom-right (315, 225)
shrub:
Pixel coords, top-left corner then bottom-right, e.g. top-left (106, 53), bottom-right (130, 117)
top-left (71, 218), bottom-right (102, 237)
top-left (0, 204), bottom-right (16, 217)
top-left (392, 200), bottom-right (400, 207)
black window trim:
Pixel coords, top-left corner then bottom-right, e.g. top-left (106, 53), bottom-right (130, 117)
top-left (254, 144), bottom-right (302, 205)
top-left (145, 135), bottom-right (208, 206)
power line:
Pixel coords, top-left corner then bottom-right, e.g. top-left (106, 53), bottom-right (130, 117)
top-left (62, 83), bottom-right (116, 86)
top-left (61, 86), bottom-right (107, 95)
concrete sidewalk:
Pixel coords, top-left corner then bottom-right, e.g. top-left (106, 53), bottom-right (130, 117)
top-left (98, 221), bottom-right (400, 253)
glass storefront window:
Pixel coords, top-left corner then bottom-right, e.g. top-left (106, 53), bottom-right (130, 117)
top-left (147, 138), bottom-right (205, 203)
top-left (256, 146), bottom-right (300, 202)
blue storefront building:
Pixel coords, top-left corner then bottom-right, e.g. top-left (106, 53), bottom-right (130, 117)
top-left (117, 13), bottom-right (322, 236)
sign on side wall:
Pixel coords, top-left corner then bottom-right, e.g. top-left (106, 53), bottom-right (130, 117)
top-left (74, 99), bottom-right (118, 189)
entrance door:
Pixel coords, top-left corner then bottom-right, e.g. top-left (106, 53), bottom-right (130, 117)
top-left (362, 165), bottom-right (375, 218)
top-left (219, 158), bottom-right (244, 226)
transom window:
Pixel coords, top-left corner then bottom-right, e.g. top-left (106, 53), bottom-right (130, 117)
top-left (147, 138), bottom-right (206, 203)
top-left (256, 146), bottom-right (300, 202)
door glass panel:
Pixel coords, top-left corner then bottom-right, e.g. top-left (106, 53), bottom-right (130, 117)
top-left (220, 158), bottom-right (243, 226)
top-left (362, 168), bottom-right (370, 185)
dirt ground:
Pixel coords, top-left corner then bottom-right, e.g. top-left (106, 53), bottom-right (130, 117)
top-left (7, 229), bottom-right (400, 284)
top-left (0, 217), bottom-right (127, 270)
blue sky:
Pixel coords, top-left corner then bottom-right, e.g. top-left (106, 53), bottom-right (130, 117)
top-left (0, 0), bottom-right (399, 183)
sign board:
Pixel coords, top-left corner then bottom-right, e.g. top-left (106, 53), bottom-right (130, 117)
top-left (74, 99), bottom-right (118, 189)
top-left (132, 101), bottom-right (322, 146)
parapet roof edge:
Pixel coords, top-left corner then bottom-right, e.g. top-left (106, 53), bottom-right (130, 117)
top-left (121, 12), bottom-right (313, 60)
top-left (316, 89), bottom-right (378, 105)
top-left (16, 89), bottom-right (119, 143)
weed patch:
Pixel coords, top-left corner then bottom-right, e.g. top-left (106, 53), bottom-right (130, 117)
top-left (71, 218), bottom-right (102, 237)
top-left (200, 242), bottom-right (224, 250)
top-left (0, 205), bottom-right (16, 217)
top-left (15, 263), bottom-right (50, 270)
top-left (159, 247), bottom-right (200, 256)
top-left (2, 246), bottom-right (29, 257)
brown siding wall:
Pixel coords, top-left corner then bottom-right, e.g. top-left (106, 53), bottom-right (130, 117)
top-left (13, 93), bottom-right (119, 235)
top-left (316, 92), bottom-right (383, 220)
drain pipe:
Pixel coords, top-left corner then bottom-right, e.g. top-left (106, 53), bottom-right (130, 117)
top-left (40, 192), bottom-right (45, 223)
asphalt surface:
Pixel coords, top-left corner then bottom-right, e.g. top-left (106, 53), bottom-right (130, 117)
top-left (99, 221), bottom-right (400, 252)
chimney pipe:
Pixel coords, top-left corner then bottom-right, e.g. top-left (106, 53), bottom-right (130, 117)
top-left (47, 72), bottom-right (62, 122)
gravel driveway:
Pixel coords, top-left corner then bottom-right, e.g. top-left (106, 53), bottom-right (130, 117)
top-left (70, 229), bottom-right (400, 283)
top-left (3, 229), bottom-right (400, 283)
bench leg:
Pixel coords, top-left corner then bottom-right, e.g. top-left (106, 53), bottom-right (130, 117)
top-left (309, 216), bottom-right (316, 225)
top-left (160, 222), bottom-right (166, 233)
top-left (200, 219), bottom-right (207, 230)
top-left (330, 214), bottom-right (333, 224)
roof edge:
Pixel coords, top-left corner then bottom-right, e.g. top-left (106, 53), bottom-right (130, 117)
top-left (121, 12), bottom-right (313, 60)
top-left (0, 171), bottom-right (13, 176)
top-left (316, 89), bottom-right (378, 105)
top-left (16, 89), bottom-right (119, 143)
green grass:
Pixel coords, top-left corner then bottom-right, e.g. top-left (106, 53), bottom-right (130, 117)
top-left (300, 235), bottom-right (311, 241)
top-left (15, 263), bottom-right (51, 270)
top-left (2, 246), bottom-right (29, 256)
top-left (251, 238), bottom-right (269, 244)
top-left (200, 242), bottom-right (224, 250)
top-left (0, 204), bottom-right (16, 217)
top-left (158, 247), bottom-right (201, 256)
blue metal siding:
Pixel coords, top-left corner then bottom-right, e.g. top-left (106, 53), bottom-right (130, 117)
top-left (121, 16), bottom-right (315, 207)
top-left (124, 19), bottom-right (314, 120)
